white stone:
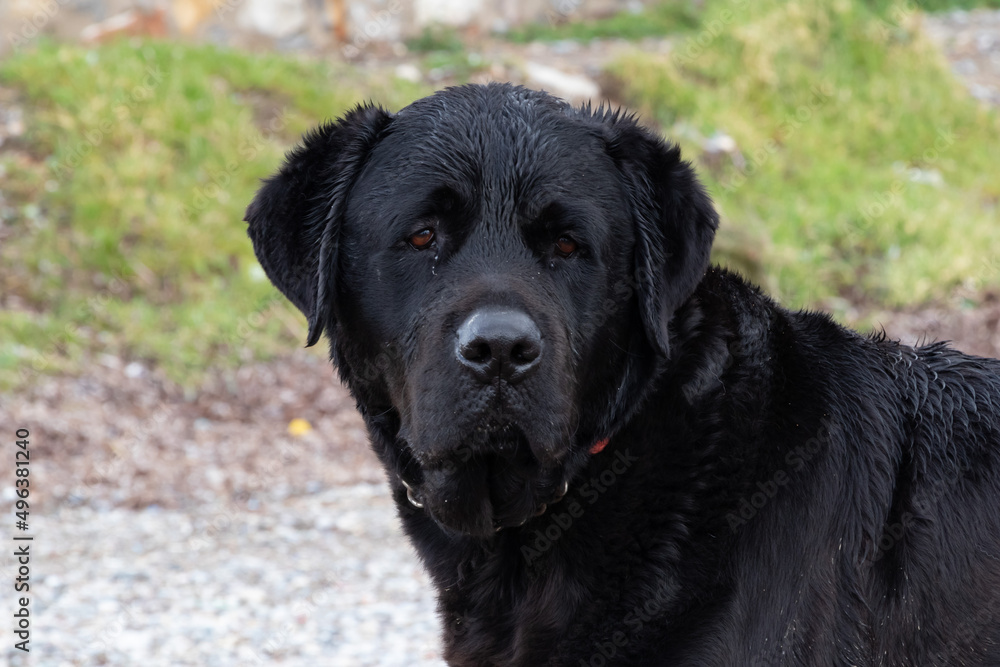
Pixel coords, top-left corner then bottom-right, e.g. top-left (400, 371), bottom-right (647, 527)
top-left (395, 63), bottom-right (423, 83)
top-left (415, 0), bottom-right (483, 27)
top-left (703, 132), bottom-right (738, 154)
top-left (124, 361), bottom-right (146, 378)
top-left (239, 0), bottom-right (307, 39)
top-left (523, 62), bottom-right (601, 102)
top-left (906, 168), bottom-right (944, 187)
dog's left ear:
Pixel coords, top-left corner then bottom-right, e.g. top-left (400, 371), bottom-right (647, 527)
top-left (603, 116), bottom-right (719, 357)
top-left (245, 104), bottom-right (393, 347)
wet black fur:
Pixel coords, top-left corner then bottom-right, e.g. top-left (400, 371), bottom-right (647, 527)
top-left (246, 84), bottom-right (1000, 665)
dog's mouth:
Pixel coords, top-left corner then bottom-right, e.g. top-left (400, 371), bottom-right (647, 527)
top-left (401, 425), bottom-right (570, 538)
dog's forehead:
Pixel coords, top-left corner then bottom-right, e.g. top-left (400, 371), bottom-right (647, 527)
top-left (369, 85), bottom-right (610, 188)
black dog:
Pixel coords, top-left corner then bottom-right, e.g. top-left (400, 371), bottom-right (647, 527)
top-left (246, 84), bottom-right (1000, 665)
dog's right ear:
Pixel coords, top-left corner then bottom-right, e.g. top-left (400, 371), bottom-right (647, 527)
top-left (245, 104), bottom-right (392, 346)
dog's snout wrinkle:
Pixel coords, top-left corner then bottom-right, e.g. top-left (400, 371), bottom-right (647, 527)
top-left (455, 307), bottom-right (542, 384)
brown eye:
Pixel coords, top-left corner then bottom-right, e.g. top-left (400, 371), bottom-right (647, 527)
top-left (554, 235), bottom-right (578, 258)
top-left (408, 228), bottom-right (435, 249)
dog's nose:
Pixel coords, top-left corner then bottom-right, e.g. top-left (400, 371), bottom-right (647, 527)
top-left (455, 307), bottom-right (542, 384)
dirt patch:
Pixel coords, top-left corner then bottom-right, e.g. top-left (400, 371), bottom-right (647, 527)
top-left (855, 291), bottom-right (1000, 359)
top-left (4, 350), bottom-right (381, 512)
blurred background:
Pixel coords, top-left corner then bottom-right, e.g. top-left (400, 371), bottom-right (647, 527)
top-left (1, 0), bottom-right (999, 664)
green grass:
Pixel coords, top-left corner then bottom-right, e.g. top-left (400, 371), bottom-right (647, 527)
top-left (909, 0), bottom-right (1000, 8)
top-left (0, 40), bottom-right (428, 390)
top-left (506, 1), bottom-right (702, 42)
top-left (505, 0), bottom-right (1000, 47)
top-left (406, 25), bottom-right (466, 53)
top-left (609, 0), bottom-right (1000, 309)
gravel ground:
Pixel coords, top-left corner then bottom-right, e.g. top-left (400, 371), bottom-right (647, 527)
top-left (3, 10), bottom-right (1000, 667)
top-left (925, 8), bottom-right (1000, 107)
top-left (4, 485), bottom-right (442, 666)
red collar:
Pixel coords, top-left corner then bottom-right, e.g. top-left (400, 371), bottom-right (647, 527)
top-left (589, 437), bottom-right (610, 455)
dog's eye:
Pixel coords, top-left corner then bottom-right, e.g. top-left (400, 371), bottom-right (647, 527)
top-left (554, 236), bottom-right (578, 258)
top-left (408, 228), bottom-right (435, 250)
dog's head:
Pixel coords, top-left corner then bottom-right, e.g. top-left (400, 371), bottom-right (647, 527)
top-left (246, 84), bottom-right (717, 538)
